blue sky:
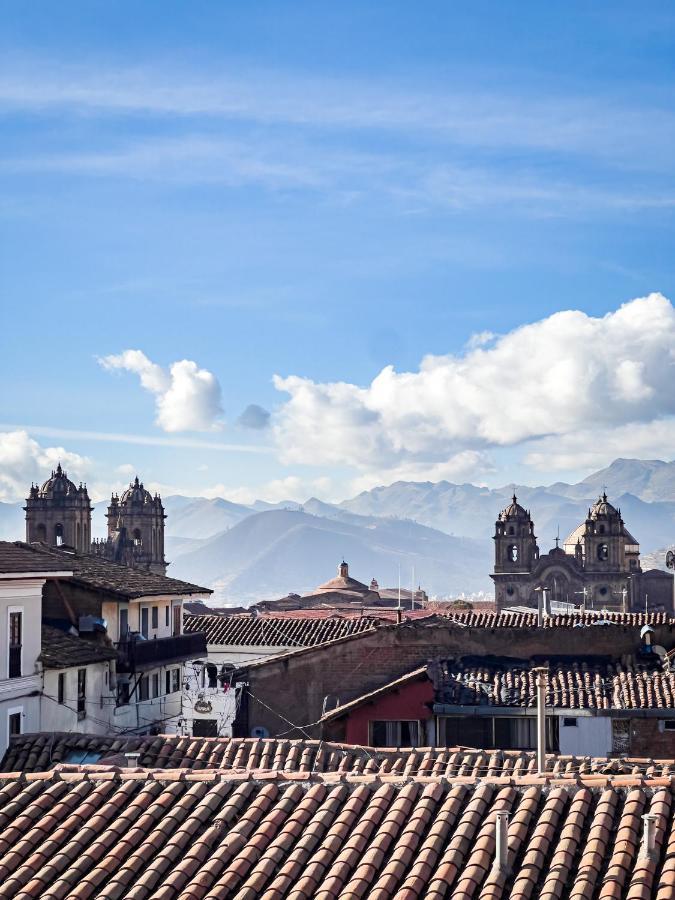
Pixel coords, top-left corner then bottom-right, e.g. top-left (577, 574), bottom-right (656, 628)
top-left (2, 2), bottom-right (675, 503)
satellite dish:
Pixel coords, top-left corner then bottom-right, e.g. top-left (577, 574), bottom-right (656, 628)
top-left (251, 726), bottom-right (269, 739)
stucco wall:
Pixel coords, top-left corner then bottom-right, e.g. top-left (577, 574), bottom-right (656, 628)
top-left (557, 714), bottom-right (612, 757)
top-left (339, 679), bottom-right (434, 745)
top-left (41, 663), bottom-right (112, 734)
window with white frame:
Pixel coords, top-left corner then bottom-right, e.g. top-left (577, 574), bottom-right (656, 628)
top-left (8, 708), bottom-right (22, 738)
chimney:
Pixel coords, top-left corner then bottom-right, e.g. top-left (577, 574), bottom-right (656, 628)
top-left (537, 591), bottom-right (544, 627)
top-left (494, 811), bottom-right (510, 874)
top-left (124, 751), bottom-right (141, 768)
top-left (642, 813), bottom-right (658, 860)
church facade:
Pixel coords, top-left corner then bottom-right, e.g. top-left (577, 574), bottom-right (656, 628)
top-left (491, 492), bottom-right (672, 612)
top-left (25, 467), bottom-right (167, 575)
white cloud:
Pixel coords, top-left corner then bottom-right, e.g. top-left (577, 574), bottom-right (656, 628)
top-left (98, 350), bottom-right (224, 432)
top-left (200, 475), bottom-right (335, 506)
top-left (524, 419), bottom-right (675, 473)
top-left (0, 430), bottom-right (91, 502)
top-left (272, 293), bottom-right (675, 478)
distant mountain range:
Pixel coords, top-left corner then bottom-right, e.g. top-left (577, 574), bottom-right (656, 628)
top-left (2, 457), bottom-right (674, 602)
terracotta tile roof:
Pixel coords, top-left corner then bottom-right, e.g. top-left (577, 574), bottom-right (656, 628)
top-left (260, 608), bottom-right (437, 622)
top-left (437, 610), bottom-right (675, 628)
top-left (0, 541), bottom-right (73, 575)
top-left (0, 768), bottom-right (673, 898)
top-left (38, 625), bottom-right (118, 669)
top-left (431, 659), bottom-right (675, 710)
top-left (12, 541), bottom-right (210, 598)
top-left (183, 613), bottom-right (380, 646)
top-left (4, 733), bottom-right (675, 780)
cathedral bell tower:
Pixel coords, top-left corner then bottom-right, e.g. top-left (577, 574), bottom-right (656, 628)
top-left (92, 476), bottom-right (167, 574)
top-left (25, 463), bottom-right (92, 553)
top-left (493, 495), bottom-right (538, 573)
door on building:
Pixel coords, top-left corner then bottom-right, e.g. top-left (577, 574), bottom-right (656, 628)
top-left (172, 604), bottom-right (181, 637)
top-left (140, 607), bottom-right (149, 639)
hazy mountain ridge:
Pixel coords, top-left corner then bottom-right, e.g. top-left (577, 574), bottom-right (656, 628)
top-left (169, 508), bottom-right (492, 602)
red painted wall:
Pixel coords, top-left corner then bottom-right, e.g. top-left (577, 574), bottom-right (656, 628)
top-left (344, 678), bottom-right (434, 745)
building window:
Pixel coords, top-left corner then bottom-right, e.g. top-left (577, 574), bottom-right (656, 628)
top-left (151, 606), bottom-right (158, 630)
top-left (193, 719), bottom-right (218, 737)
top-left (117, 680), bottom-right (130, 706)
top-left (139, 676), bottom-right (150, 702)
top-left (55, 523), bottom-right (64, 546)
top-left (172, 668), bottom-right (181, 693)
top-left (370, 720), bottom-right (422, 747)
top-left (165, 670), bottom-right (171, 695)
top-left (77, 669), bottom-right (86, 720)
top-left (663, 720), bottom-right (675, 732)
top-left (507, 545), bottom-right (519, 563)
top-left (119, 608), bottom-right (129, 639)
top-left (206, 663), bottom-right (218, 689)
top-left (597, 543), bottom-right (609, 561)
top-left (438, 716), bottom-right (559, 752)
top-left (8, 611), bottom-right (22, 679)
top-left (172, 605), bottom-right (181, 637)
top-left (152, 673), bottom-right (159, 698)
top-left (165, 606), bottom-right (169, 627)
top-left (141, 607), bottom-right (149, 639)
top-left (133, 529), bottom-right (142, 547)
top-left (8, 711), bottom-right (21, 738)
top-left (562, 717), bottom-right (578, 727)
top-left (58, 673), bottom-right (65, 704)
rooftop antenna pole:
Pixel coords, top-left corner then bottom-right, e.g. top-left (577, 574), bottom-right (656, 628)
top-left (535, 666), bottom-right (548, 774)
top-left (411, 565), bottom-right (415, 611)
top-left (397, 563), bottom-right (402, 625)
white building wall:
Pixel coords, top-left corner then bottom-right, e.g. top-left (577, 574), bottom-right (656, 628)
top-left (41, 663), bottom-right (112, 735)
top-left (182, 660), bottom-right (237, 737)
top-left (0, 576), bottom-right (50, 757)
top-left (558, 714), bottom-right (612, 757)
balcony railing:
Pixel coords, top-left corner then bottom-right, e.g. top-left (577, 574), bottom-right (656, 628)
top-left (116, 632), bottom-right (206, 672)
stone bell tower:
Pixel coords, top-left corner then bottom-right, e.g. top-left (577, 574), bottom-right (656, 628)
top-left (92, 476), bottom-right (167, 574)
top-left (25, 463), bottom-right (92, 553)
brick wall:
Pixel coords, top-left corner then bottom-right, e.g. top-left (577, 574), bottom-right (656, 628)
top-left (629, 718), bottom-right (675, 756)
top-left (237, 620), bottom-right (675, 739)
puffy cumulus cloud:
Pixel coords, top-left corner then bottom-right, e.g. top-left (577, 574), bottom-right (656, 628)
top-left (273, 293), bottom-right (675, 477)
top-left (0, 430), bottom-right (90, 501)
top-left (99, 350), bottom-right (223, 432)
top-left (237, 404), bottom-right (271, 430)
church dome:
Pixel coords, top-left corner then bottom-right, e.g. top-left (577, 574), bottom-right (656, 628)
top-left (498, 494), bottom-right (529, 521)
top-left (316, 561), bottom-right (371, 595)
top-left (589, 492), bottom-right (619, 519)
top-left (38, 463), bottom-right (79, 498)
top-left (120, 476), bottom-right (153, 505)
